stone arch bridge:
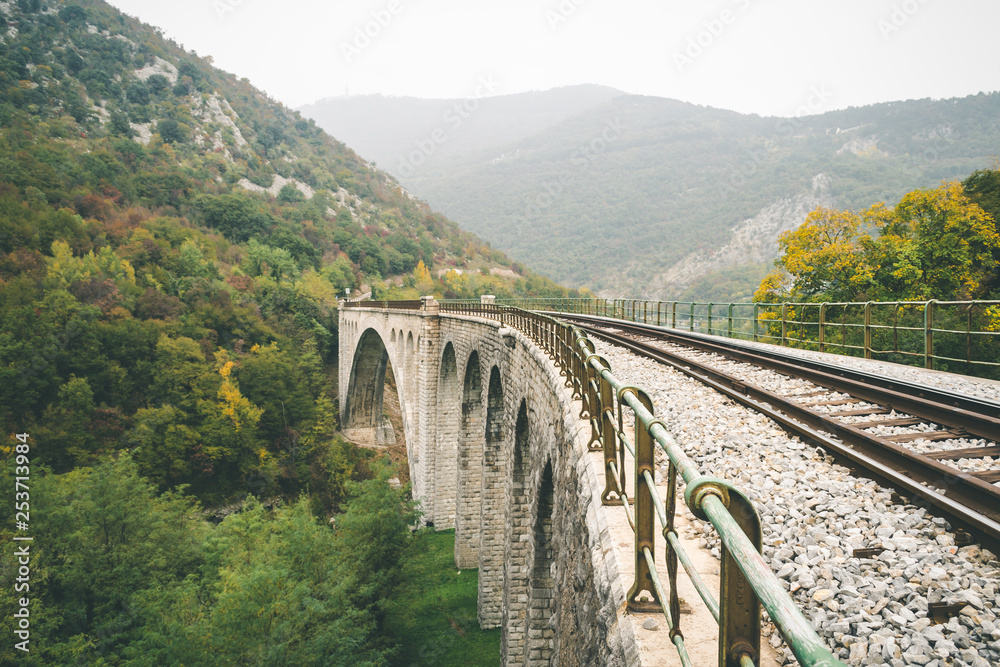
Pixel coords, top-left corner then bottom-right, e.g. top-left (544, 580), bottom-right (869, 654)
top-left (339, 297), bottom-right (637, 666)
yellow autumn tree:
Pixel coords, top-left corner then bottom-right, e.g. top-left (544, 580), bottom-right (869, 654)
top-left (761, 181), bottom-right (1000, 302)
top-left (46, 239), bottom-right (137, 288)
top-left (215, 351), bottom-right (263, 432)
top-left (882, 181), bottom-right (999, 299)
top-left (772, 206), bottom-right (873, 300)
top-left (413, 259), bottom-right (434, 294)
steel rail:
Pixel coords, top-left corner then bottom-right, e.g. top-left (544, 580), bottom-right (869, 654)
top-left (566, 319), bottom-right (1000, 550)
top-left (556, 313), bottom-right (1000, 438)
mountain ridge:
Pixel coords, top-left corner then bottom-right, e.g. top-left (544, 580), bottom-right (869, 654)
top-left (301, 87), bottom-right (1000, 299)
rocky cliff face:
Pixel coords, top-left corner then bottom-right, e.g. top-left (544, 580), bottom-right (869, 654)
top-left (643, 174), bottom-right (833, 298)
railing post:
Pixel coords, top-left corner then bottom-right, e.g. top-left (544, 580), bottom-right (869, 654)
top-left (925, 300), bottom-right (935, 369)
top-left (683, 479), bottom-right (763, 667)
top-left (656, 301), bottom-right (662, 327)
top-left (967, 303), bottom-right (974, 367)
top-left (597, 365), bottom-right (621, 505)
top-left (626, 387), bottom-right (660, 613)
top-left (672, 302), bottom-right (677, 329)
top-left (781, 303), bottom-right (788, 347)
top-left (663, 460), bottom-right (681, 647)
top-left (753, 304), bottom-right (759, 342)
top-left (819, 302), bottom-right (827, 353)
top-left (689, 303), bottom-right (695, 332)
top-left (864, 301), bottom-right (873, 359)
top-left (893, 302), bottom-right (900, 355)
top-left (721, 489), bottom-right (763, 667)
top-left (708, 303), bottom-right (714, 336)
top-left (727, 303), bottom-right (733, 339)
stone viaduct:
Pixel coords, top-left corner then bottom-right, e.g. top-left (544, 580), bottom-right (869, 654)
top-left (339, 298), bottom-right (639, 666)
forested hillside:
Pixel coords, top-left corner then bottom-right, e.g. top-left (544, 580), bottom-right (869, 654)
top-left (0, 0), bottom-right (580, 490)
top-left (305, 89), bottom-right (1000, 300)
top-left (0, 0), bottom-right (551, 662)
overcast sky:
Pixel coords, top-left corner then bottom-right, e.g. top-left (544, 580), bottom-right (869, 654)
top-left (106, 0), bottom-right (999, 117)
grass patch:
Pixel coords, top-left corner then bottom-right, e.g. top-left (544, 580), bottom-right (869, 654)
top-left (386, 529), bottom-right (501, 666)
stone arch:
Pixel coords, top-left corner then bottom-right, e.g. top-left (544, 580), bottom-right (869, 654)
top-left (456, 350), bottom-right (483, 569)
top-left (434, 342), bottom-right (459, 529)
top-left (342, 327), bottom-right (399, 446)
top-left (478, 365), bottom-right (506, 628)
top-left (526, 460), bottom-right (556, 665)
top-left (502, 400), bottom-right (531, 665)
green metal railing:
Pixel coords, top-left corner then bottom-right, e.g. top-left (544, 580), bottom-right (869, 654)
top-left (500, 297), bottom-right (1000, 379)
top-left (364, 298), bottom-right (845, 667)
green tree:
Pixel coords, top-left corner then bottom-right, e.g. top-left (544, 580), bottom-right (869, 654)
top-left (129, 404), bottom-right (199, 486)
top-left (334, 464), bottom-right (419, 632)
top-left (130, 496), bottom-right (395, 666)
top-left (157, 118), bottom-right (187, 144)
top-left (33, 374), bottom-right (96, 469)
top-left (195, 193), bottom-right (276, 242)
top-left (236, 342), bottom-right (315, 447)
top-left (277, 183), bottom-right (305, 204)
top-left (877, 182), bottom-right (998, 299)
top-left (0, 453), bottom-right (207, 666)
top-left (243, 238), bottom-right (299, 281)
top-left (149, 334), bottom-right (217, 414)
top-left (109, 110), bottom-right (134, 138)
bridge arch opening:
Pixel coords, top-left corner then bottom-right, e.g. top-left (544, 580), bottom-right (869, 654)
top-left (342, 328), bottom-right (405, 452)
top-left (527, 460), bottom-right (556, 665)
top-left (502, 400), bottom-right (531, 664)
top-left (479, 365), bottom-right (507, 628)
top-left (405, 331), bottom-right (416, 402)
top-left (435, 342), bottom-right (459, 528)
top-left (456, 351), bottom-right (483, 569)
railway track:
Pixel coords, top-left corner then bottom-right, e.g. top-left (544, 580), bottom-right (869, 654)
top-left (556, 313), bottom-right (1000, 551)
